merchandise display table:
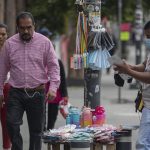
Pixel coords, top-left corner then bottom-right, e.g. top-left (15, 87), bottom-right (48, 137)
top-left (43, 140), bottom-right (116, 150)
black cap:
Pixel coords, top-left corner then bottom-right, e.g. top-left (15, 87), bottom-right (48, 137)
top-left (39, 27), bottom-right (52, 36)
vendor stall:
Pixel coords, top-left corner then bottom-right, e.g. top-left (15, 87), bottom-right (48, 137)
top-left (42, 0), bottom-right (137, 150)
top-left (43, 105), bottom-right (135, 150)
top-left (43, 124), bottom-right (117, 150)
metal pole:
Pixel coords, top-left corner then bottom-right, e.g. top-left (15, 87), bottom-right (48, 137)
top-left (130, 0), bottom-right (143, 89)
top-left (135, 0), bottom-right (143, 66)
top-left (84, 69), bottom-right (101, 108)
top-left (118, 0), bottom-right (122, 103)
top-left (81, 0), bottom-right (102, 109)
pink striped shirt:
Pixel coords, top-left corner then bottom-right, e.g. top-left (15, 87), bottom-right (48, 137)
top-left (0, 32), bottom-right (60, 95)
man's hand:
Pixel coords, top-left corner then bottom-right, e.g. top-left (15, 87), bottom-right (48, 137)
top-left (0, 95), bottom-right (4, 109)
top-left (46, 90), bottom-right (56, 101)
top-left (62, 97), bottom-right (68, 105)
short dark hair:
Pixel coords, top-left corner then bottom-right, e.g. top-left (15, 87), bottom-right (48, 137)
top-left (16, 11), bottom-right (35, 26)
top-left (144, 21), bottom-right (150, 30)
top-left (0, 23), bottom-right (8, 31)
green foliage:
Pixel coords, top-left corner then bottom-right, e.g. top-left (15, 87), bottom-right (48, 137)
top-left (101, 0), bottom-right (136, 22)
top-left (27, 0), bottom-right (150, 34)
top-left (27, 0), bottom-right (75, 34)
top-left (101, 0), bottom-right (118, 20)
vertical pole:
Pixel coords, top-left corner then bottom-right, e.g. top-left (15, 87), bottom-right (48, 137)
top-left (6, 0), bottom-right (16, 36)
top-left (135, 0), bottom-right (143, 65)
top-left (133, 0), bottom-right (143, 89)
top-left (83, 0), bottom-right (101, 109)
top-left (129, 0), bottom-right (143, 89)
top-left (0, 0), bottom-right (4, 23)
top-left (84, 69), bottom-right (101, 108)
top-left (118, 0), bottom-right (122, 103)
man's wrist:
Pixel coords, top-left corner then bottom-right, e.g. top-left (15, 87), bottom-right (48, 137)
top-left (48, 87), bottom-right (57, 93)
top-left (130, 65), bottom-right (135, 70)
top-left (127, 68), bottom-right (134, 76)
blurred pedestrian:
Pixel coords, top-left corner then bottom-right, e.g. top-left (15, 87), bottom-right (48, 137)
top-left (0, 23), bottom-right (11, 150)
top-left (39, 27), bottom-right (52, 38)
top-left (46, 59), bottom-right (68, 129)
top-left (113, 20), bottom-right (150, 150)
top-left (39, 28), bottom-right (68, 129)
top-left (0, 12), bottom-right (60, 150)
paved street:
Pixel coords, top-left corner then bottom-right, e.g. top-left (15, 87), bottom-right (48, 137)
top-left (0, 45), bottom-right (146, 150)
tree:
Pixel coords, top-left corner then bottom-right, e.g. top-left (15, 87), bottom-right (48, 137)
top-left (27, 0), bottom-right (75, 34)
top-left (26, 0), bottom-right (150, 34)
top-left (4, 0), bottom-right (26, 36)
top-left (0, 0), bottom-right (5, 23)
top-left (5, 0), bottom-right (16, 36)
top-left (16, 0), bottom-right (26, 14)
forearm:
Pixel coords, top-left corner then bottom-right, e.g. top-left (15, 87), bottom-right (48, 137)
top-left (127, 69), bottom-right (150, 84)
top-left (48, 72), bottom-right (60, 92)
top-left (130, 64), bottom-right (145, 72)
top-left (46, 41), bottom-right (60, 92)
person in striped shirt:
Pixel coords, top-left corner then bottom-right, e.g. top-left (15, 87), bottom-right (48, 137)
top-left (0, 12), bottom-right (60, 150)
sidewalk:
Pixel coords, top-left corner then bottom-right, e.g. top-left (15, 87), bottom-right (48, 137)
top-left (0, 45), bottom-right (144, 150)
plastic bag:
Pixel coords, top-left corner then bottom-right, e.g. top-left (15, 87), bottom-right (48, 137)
top-left (87, 31), bottom-right (114, 52)
top-left (87, 31), bottom-right (101, 51)
top-left (59, 100), bottom-right (71, 119)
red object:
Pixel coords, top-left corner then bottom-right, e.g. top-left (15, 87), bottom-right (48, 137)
top-left (45, 81), bottom-right (63, 104)
top-left (0, 83), bottom-right (11, 149)
top-left (59, 107), bottom-right (67, 119)
top-left (59, 100), bottom-right (69, 119)
top-left (120, 23), bottom-right (131, 32)
top-left (95, 106), bottom-right (105, 115)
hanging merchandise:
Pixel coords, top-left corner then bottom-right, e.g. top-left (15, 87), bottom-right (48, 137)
top-left (71, 0), bottom-right (115, 70)
top-left (87, 29), bottom-right (102, 51)
top-left (85, 0), bottom-right (114, 70)
top-left (70, 12), bottom-right (89, 70)
top-left (87, 27), bottom-right (114, 51)
top-left (87, 27), bottom-right (114, 70)
top-left (88, 49), bottom-right (111, 70)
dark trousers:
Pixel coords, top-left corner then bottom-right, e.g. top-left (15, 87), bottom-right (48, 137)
top-left (47, 103), bottom-right (59, 129)
top-left (6, 87), bottom-right (45, 150)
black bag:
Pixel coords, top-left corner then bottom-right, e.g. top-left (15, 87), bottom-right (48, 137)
top-left (135, 88), bottom-right (144, 112)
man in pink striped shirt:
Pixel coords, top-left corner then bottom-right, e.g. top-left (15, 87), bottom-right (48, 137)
top-left (0, 12), bottom-right (60, 150)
